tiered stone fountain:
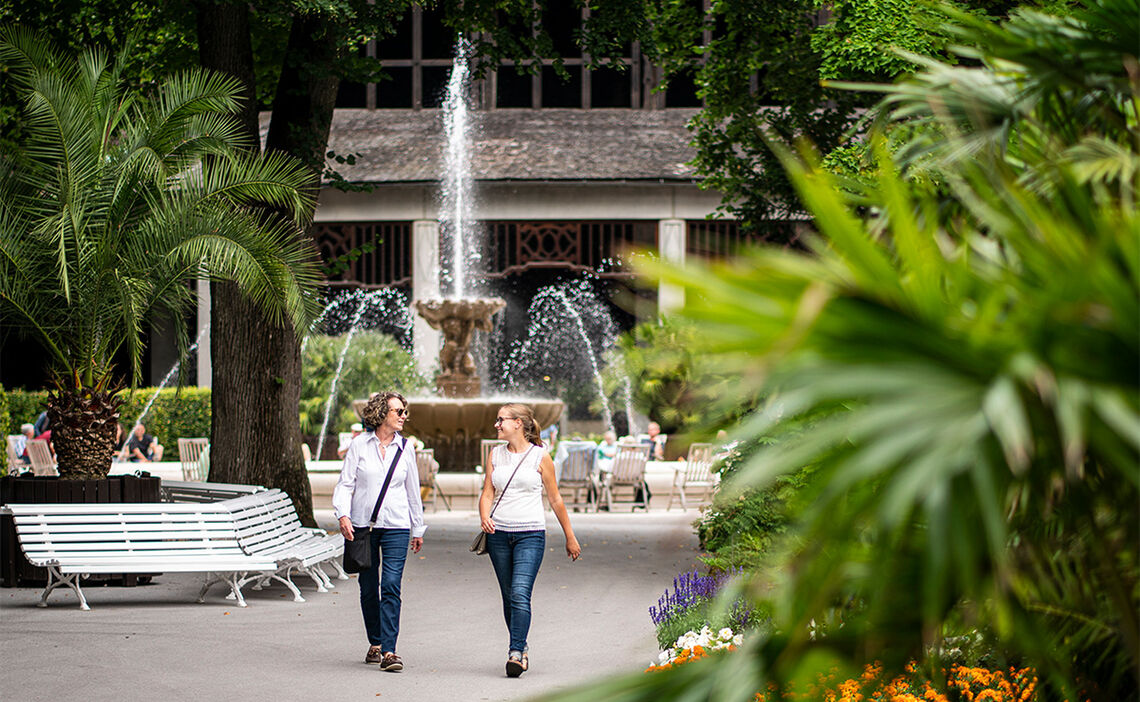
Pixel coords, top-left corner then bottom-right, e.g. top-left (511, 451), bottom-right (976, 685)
top-left (357, 39), bottom-right (562, 471)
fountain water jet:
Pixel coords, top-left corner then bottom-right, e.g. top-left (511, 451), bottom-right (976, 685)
top-left (130, 325), bottom-right (208, 431)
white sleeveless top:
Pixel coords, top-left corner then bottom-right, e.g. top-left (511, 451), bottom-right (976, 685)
top-left (490, 444), bottom-right (546, 532)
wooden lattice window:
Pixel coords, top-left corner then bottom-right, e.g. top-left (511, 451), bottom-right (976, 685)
top-left (686, 219), bottom-right (798, 259)
top-left (312, 221), bottom-right (412, 287)
top-left (484, 221), bottom-right (655, 278)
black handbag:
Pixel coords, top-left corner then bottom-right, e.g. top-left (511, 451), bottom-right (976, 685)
top-left (471, 445), bottom-right (535, 556)
top-left (342, 440), bottom-right (405, 574)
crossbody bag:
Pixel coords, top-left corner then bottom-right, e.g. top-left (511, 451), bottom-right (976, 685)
top-left (470, 445), bottom-right (537, 556)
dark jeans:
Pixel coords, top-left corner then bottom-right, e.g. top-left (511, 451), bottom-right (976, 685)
top-left (486, 530), bottom-right (545, 653)
top-left (357, 528), bottom-right (410, 651)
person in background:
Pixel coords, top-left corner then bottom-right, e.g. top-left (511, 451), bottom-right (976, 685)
top-left (334, 392), bottom-right (425, 673)
top-left (644, 422), bottom-right (666, 461)
top-left (595, 430), bottom-right (618, 473)
top-left (126, 423), bottom-right (163, 462)
top-left (479, 402), bottom-right (581, 678)
top-left (14, 423), bottom-right (34, 464)
top-left (338, 422), bottom-right (365, 459)
top-left (32, 411), bottom-right (49, 436)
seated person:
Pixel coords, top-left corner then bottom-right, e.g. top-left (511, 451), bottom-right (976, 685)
top-left (337, 422), bottom-right (364, 459)
top-left (34, 428), bottom-right (54, 458)
top-left (596, 430), bottom-right (618, 472)
top-left (14, 423), bottom-right (35, 464)
top-left (112, 422), bottom-right (128, 461)
top-left (126, 423), bottom-right (163, 462)
top-left (642, 421), bottom-right (667, 461)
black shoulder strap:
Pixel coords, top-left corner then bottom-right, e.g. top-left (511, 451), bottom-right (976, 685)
top-left (369, 438), bottom-right (406, 525)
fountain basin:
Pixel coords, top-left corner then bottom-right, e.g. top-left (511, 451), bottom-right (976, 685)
top-left (353, 397), bottom-right (563, 471)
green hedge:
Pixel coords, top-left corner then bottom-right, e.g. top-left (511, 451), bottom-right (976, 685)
top-left (0, 385), bottom-right (8, 474)
top-left (7, 387), bottom-right (211, 447)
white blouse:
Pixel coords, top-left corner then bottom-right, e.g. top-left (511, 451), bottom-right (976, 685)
top-left (490, 444), bottom-right (546, 532)
top-left (332, 432), bottom-right (426, 538)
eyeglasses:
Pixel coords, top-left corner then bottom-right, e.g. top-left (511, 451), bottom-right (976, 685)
top-left (389, 407), bottom-right (409, 418)
top-left (494, 416), bottom-right (516, 426)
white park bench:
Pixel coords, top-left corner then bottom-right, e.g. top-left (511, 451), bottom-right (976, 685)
top-left (222, 490), bottom-right (346, 599)
top-left (8, 502), bottom-right (287, 610)
top-left (160, 479), bottom-right (268, 503)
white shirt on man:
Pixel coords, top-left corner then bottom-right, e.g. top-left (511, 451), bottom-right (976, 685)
top-left (332, 431), bottom-right (426, 538)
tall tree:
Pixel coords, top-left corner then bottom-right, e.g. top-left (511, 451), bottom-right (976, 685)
top-left (0, 25), bottom-right (321, 478)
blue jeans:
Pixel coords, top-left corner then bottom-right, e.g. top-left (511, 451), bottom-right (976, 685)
top-left (357, 528), bottom-right (410, 651)
top-left (486, 530), bottom-right (545, 653)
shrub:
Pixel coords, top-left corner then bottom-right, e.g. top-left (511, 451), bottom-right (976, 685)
top-left (6, 389), bottom-right (48, 434)
top-left (0, 384), bottom-right (8, 474)
top-left (7, 387), bottom-right (211, 448)
top-left (301, 330), bottom-right (429, 435)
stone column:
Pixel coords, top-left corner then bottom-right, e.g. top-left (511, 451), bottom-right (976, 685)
top-left (412, 220), bottom-right (442, 376)
top-left (657, 218), bottom-right (686, 313)
top-left (197, 279), bottom-right (212, 388)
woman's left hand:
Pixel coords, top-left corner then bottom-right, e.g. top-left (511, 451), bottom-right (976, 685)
top-left (410, 537), bottom-right (423, 554)
top-left (566, 537), bottom-right (581, 561)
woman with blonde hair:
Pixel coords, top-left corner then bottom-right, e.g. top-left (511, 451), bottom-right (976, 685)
top-left (478, 402), bottom-right (581, 677)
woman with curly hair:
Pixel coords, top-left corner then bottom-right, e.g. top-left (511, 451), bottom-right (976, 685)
top-left (333, 391), bottom-right (425, 672)
top-left (478, 402), bottom-right (581, 677)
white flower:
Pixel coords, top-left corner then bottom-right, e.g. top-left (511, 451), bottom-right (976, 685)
top-left (718, 628), bottom-right (734, 640)
top-left (732, 634), bottom-right (743, 646)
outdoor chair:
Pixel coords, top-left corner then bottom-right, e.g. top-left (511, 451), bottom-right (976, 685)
top-left (558, 447), bottom-right (598, 512)
top-left (480, 439), bottom-right (507, 472)
top-left (177, 438), bottom-right (210, 482)
top-left (416, 448), bottom-right (451, 512)
top-left (667, 442), bottom-right (718, 511)
top-left (26, 439), bottom-right (56, 476)
top-left (6, 435), bottom-right (24, 469)
top-left (600, 444), bottom-right (649, 511)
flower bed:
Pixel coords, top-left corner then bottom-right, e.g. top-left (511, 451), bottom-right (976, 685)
top-left (647, 647), bottom-right (1041, 702)
top-left (646, 626), bottom-right (743, 671)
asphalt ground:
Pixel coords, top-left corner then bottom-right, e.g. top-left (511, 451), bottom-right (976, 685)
top-left (0, 508), bottom-right (703, 702)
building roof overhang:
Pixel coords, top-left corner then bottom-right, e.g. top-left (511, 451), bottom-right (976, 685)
top-left (288, 108), bottom-right (703, 185)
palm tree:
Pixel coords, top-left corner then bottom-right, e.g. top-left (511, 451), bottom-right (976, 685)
top-left (542, 1), bottom-right (1138, 699)
top-left (0, 27), bottom-right (322, 479)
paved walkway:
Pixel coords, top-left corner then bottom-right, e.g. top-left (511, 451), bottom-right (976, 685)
top-left (0, 508), bottom-right (702, 702)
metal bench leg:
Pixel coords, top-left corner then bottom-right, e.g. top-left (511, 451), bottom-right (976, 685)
top-left (41, 566), bottom-right (89, 610)
top-left (197, 573), bottom-right (224, 604)
top-left (328, 558), bottom-right (349, 581)
top-left (303, 566), bottom-right (330, 593)
top-left (313, 562), bottom-right (335, 589)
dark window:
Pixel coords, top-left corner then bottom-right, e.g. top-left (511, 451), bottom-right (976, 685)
top-left (497, 68), bottom-right (533, 108)
top-left (422, 66), bottom-right (451, 108)
top-left (542, 65), bottom-right (581, 107)
top-left (665, 69), bottom-right (701, 107)
top-left (421, 6), bottom-right (454, 59)
top-left (590, 66), bottom-right (632, 107)
top-left (376, 14), bottom-right (413, 59)
top-left (543, 1), bottom-right (581, 57)
top-left (377, 67), bottom-right (413, 108)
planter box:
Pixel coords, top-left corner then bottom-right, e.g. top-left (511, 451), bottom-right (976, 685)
top-left (0, 475), bottom-right (161, 587)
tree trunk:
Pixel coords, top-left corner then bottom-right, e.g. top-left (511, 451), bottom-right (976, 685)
top-left (195, 3), bottom-right (341, 526)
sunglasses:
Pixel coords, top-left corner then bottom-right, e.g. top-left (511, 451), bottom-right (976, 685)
top-left (389, 407), bottom-right (409, 418)
top-left (494, 416), bottom-right (516, 426)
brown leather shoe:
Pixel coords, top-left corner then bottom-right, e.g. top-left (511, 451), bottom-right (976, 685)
top-left (364, 646), bottom-right (383, 664)
top-left (379, 652), bottom-right (403, 672)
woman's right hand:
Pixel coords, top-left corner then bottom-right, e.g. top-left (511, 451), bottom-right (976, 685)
top-left (480, 515), bottom-right (496, 534)
top-left (339, 516), bottom-right (354, 540)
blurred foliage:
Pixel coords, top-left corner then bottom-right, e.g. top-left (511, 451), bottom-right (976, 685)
top-left (606, 317), bottom-right (747, 436)
top-left (300, 330), bottom-right (429, 436)
top-left (543, 2), bottom-right (1140, 700)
